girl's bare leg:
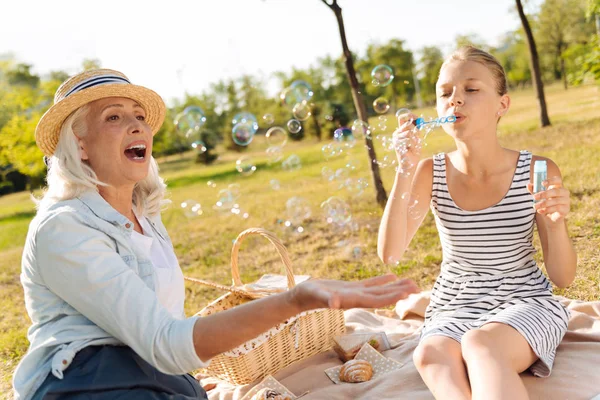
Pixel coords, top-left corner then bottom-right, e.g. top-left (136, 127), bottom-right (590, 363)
top-left (413, 335), bottom-right (472, 400)
top-left (461, 322), bottom-right (538, 400)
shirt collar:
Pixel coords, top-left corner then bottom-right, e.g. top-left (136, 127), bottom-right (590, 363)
top-left (77, 190), bottom-right (132, 230)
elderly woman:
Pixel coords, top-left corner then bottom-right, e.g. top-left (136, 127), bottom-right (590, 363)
top-left (12, 69), bottom-right (419, 399)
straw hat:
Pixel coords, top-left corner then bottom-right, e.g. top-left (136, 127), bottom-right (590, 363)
top-left (35, 68), bottom-right (166, 156)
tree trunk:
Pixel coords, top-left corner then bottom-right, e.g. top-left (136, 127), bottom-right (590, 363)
top-left (516, 0), bottom-right (551, 127)
top-left (560, 55), bottom-right (567, 90)
top-left (312, 113), bottom-right (322, 141)
top-left (322, 0), bottom-right (387, 207)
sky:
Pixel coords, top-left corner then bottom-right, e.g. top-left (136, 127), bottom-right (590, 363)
top-left (0, 0), bottom-right (538, 104)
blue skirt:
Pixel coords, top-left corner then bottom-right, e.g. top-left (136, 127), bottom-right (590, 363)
top-left (32, 345), bottom-right (208, 399)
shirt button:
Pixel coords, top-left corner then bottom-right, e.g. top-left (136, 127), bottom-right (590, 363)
top-left (62, 359), bottom-right (67, 365)
top-left (125, 223), bottom-right (131, 229)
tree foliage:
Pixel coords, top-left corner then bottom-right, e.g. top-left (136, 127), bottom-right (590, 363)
top-left (1, 0), bottom-right (598, 194)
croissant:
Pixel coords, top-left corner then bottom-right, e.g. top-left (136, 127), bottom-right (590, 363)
top-left (339, 359), bottom-right (373, 383)
top-left (251, 387), bottom-right (292, 400)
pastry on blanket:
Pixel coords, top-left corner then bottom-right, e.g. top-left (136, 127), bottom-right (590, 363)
top-left (251, 387), bottom-right (292, 400)
top-left (339, 359), bottom-right (373, 383)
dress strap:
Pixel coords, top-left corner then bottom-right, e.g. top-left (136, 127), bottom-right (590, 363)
top-left (431, 153), bottom-right (447, 210)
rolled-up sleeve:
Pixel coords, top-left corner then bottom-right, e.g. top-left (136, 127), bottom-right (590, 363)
top-left (35, 210), bottom-right (209, 374)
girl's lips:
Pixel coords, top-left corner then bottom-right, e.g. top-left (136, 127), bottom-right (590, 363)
top-left (453, 113), bottom-right (466, 124)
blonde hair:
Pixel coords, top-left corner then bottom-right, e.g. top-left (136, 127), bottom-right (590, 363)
top-left (442, 46), bottom-right (508, 96)
top-left (35, 104), bottom-right (168, 216)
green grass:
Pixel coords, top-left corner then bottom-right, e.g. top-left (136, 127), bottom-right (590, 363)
top-left (1, 82), bottom-right (599, 396)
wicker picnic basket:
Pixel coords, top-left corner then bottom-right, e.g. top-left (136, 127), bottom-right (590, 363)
top-left (184, 227), bottom-right (346, 385)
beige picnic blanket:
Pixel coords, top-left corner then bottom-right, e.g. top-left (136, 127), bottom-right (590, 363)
top-left (204, 291), bottom-right (600, 400)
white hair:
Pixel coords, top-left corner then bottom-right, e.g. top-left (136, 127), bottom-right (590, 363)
top-left (34, 104), bottom-right (169, 216)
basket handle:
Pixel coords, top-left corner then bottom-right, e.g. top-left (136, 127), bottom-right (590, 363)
top-left (231, 227), bottom-right (296, 289)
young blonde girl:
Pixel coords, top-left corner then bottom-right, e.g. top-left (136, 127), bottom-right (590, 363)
top-left (378, 46), bottom-right (576, 400)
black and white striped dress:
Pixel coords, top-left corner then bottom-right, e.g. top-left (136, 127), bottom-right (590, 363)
top-left (420, 151), bottom-right (570, 377)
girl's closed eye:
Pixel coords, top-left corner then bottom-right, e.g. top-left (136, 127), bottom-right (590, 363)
top-left (466, 88), bottom-right (479, 93)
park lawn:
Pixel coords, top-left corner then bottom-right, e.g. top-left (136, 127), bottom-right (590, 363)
top-left (0, 82), bottom-right (598, 396)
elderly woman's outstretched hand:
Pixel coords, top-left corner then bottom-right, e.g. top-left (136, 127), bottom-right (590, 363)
top-left (290, 274), bottom-right (420, 311)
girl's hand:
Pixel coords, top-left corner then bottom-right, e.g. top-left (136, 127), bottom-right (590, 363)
top-left (527, 176), bottom-right (570, 223)
top-left (392, 112), bottom-right (421, 170)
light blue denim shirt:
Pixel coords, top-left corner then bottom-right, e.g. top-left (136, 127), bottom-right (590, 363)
top-left (13, 190), bottom-right (208, 400)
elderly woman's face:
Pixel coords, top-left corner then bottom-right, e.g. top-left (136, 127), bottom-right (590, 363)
top-left (79, 97), bottom-right (153, 186)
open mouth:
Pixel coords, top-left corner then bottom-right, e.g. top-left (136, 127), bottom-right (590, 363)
top-left (124, 144), bottom-right (147, 161)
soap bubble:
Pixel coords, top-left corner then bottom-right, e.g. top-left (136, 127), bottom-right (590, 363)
top-left (215, 189), bottom-right (236, 211)
top-left (345, 159), bottom-right (359, 171)
top-left (229, 204), bottom-right (250, 219)
top-left (280, 80), bottom-right (313, 108)
top-left (321, 166), bottom-right (334, 182)
top-left (279, 87), bottom-right (296, 108)
top-left (334, 128), bottom-right (356, 148)
top-left (262, 113), bottom-right (275, 126)
top-left (181, 199), bottom-right (202, 218)
top-left (175, 106), bottom-right (207, 136)
top-left (266, 126), bottom-right (288, 147)
top-left (227, 183), bottom-right (241, 199)
top-left (286, 196), bottom-right (312, 225)
top-left (321, 142), bottom-right (344, 159)
top-left (282, 154), bottom-right (302, 171)
top-left (373, 97), bottom-right (390, 114)
top-left (232, 122), bottom-right (255, 146)
top-left (333, 127), bottom-right (352, 141)
top-left (287, 119), bottom-right (302, 134)
top-left (232, 112), bottom-right (257, 127)
top-left (270, 179), bottom-right (281, 190)
top-left (290, 80), bottom-right (314, 101)
top-left (175, 106), bottom-right (207, 149)
top-left (376, 154), bottom-right (397, 169)
top-left (321, 196), bottom-right (352, 227)
top-left (351, 119), bottom-right (370, 140)
top-left (235, 156), bottom-right (256, 176)
top-left (292, 101), bottom-right (311, 121)
top-left (395, 108), bottom-right (413, 125)
top-left (401, 192), bottom-right (425, 220)
top-left (377, 115), bottom-right (388, 131)
top-left (266, 145), bottom-right (284, 163)
top-left (206, 180), bottom-right (217, 188)
top-left (345, 177), bottom-right (369, 196)
top-left (371, 65), bottom-right (394, 87)
top-left (334, 167), bottom-right (349, 184)
top-left (191, 140), bottom-right (207, 153)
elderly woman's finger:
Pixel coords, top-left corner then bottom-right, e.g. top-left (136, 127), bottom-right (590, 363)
top-left (345, 289), bottom-right (417, 309)
top-left (358, 274), bottom-right (400, 288)
top-left (363, 279), bottom-right (420, 295)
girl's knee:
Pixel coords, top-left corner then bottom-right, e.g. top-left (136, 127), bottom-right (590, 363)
top-left (462, 328), bottom-right (537, 373)
top-left (413, 339), bottom-right (461, 370)
top-left (461, 329), bottom-right (495, 363)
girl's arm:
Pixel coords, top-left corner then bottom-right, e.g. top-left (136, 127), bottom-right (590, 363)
top-left (377, 158), bottom-right (433, 264)
top-left (529, 157), bottom-right (577, 288)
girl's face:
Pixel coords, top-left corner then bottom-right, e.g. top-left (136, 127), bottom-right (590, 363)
top-left (78, 97), bottom-right (153, 187)
top-left (436, 60), bottom-right (509, 141)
